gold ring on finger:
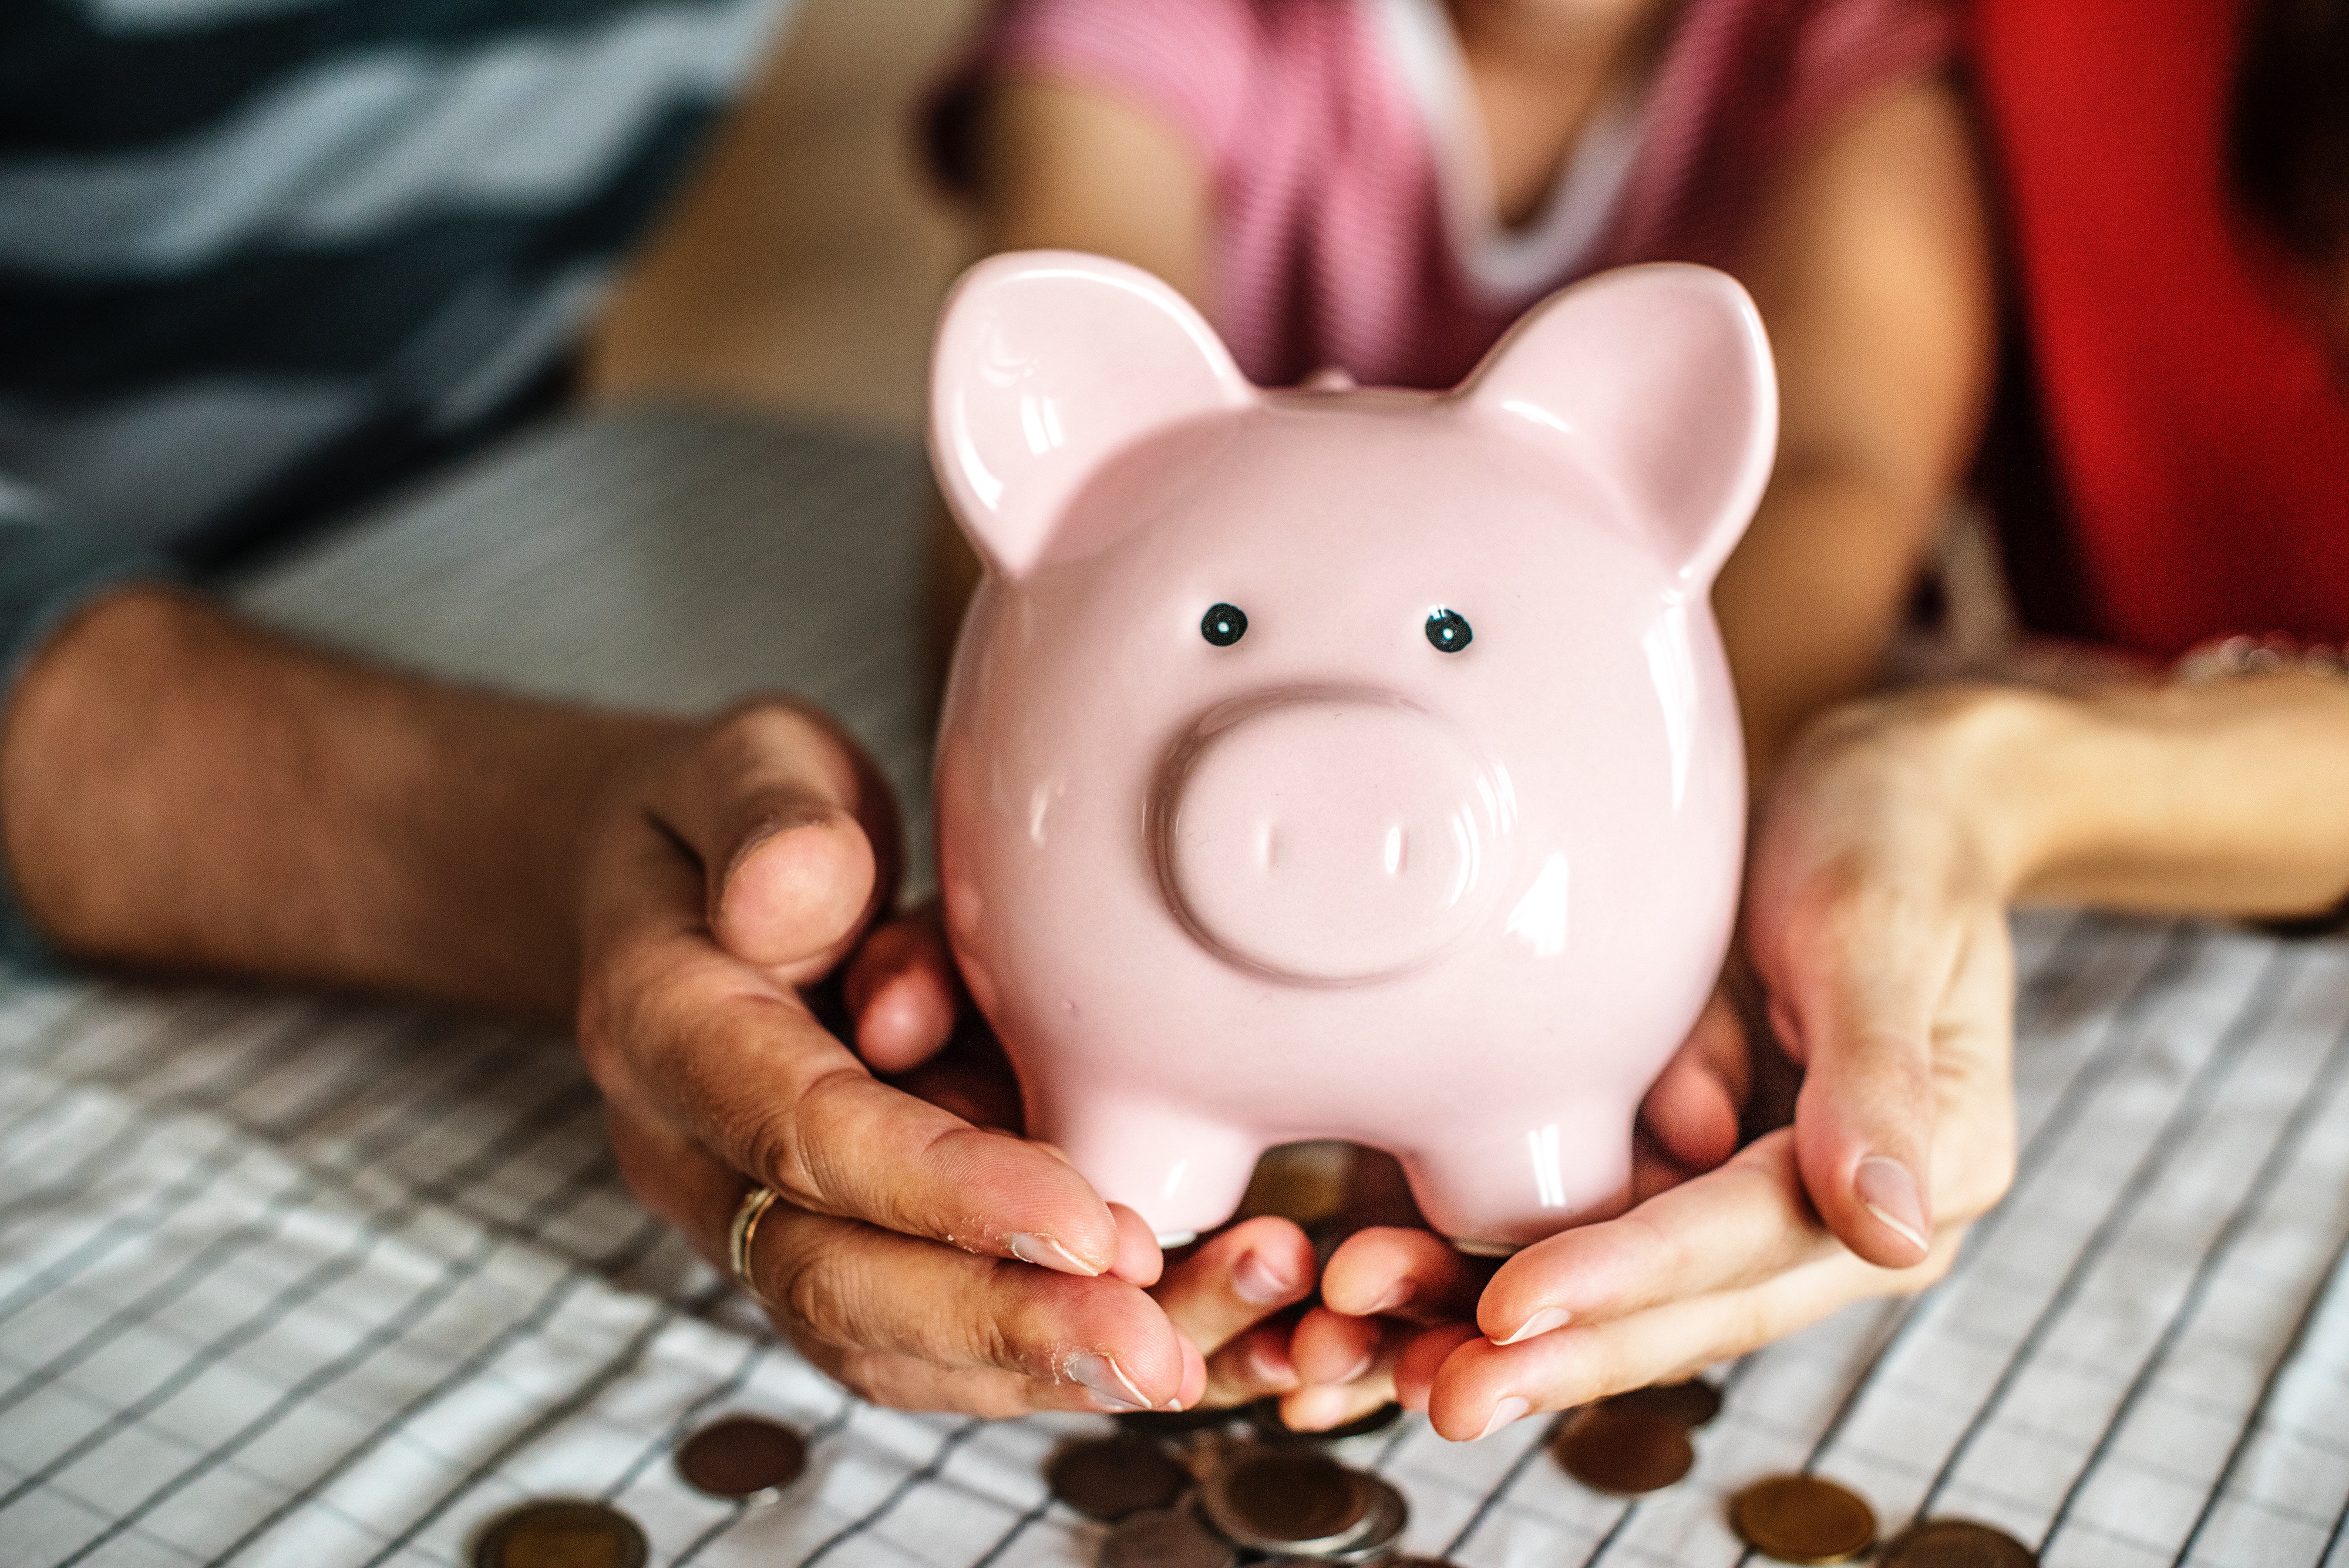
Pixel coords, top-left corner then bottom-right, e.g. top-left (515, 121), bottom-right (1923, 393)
top-left (728, 1185), bottom-right (780, 1301)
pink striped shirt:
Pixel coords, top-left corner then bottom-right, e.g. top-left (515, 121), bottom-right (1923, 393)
top-left (933, 0), bottom-right (1953, 389)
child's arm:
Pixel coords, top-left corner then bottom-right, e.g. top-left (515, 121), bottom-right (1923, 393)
top-left (923, 76), bottom-right (1217, 685)
top-left (980, 77), bottom-right (1214, 311)
top-left (1719, 75), bottom-right (1996, 781)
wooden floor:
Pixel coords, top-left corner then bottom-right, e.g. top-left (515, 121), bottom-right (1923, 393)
top-left (585, 0), bottom-right (984, 436)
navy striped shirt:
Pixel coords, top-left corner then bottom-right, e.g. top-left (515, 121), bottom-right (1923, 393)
top-left (0, 0), bottom-right (792, 570)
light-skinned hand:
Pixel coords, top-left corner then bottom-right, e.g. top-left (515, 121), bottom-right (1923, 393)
top-left (1311, 692), bottom-right (2024, 1439)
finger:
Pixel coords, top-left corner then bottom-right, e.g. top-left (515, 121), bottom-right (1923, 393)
top-left (1394, 1323), bottom-right (1482, 1411)
top-left (1204, 1320), bottom-right (1304, 1407)
top-left (847, 906), bottom-right (962, 1072)
top-left (1290, 1304), bottom-right (1385, 1387)
top-left (1475, 1129), bottom-right (1836, 1342)
top-left (1320, 1227), bottom-right (1489, 1324)
top-left (1280, 1377), bottom-right (1397, 1434)
top-left (1759, 891), bottom-right (1952, 1269)
top-left (1152, 1217), bottom-right (1315, 1357)
top-left (1111, 1202), bottom-right (1167, 1288)
top-left (1425, 1232), bottom-right (1961, 1441)
top-left (1640, 988), bottom-right (1746, 1172)
top-left (654, 704), bottom-right (894, 974)
top-left (601, 1092), bottom-right (743, 1256)
top-left (753, 1206), bottom-right (1192, 1411)
top-left (600, 906), bottom-right (1122, 1273)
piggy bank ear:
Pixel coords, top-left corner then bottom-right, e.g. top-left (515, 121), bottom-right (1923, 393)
top-left (930, 251), bottom-right (1256, 577)
top-left (1460, 264), bottom-right (1777, 587)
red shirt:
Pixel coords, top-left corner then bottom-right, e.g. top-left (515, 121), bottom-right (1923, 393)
top-left (1975, 0), bottom-right (2349, 657)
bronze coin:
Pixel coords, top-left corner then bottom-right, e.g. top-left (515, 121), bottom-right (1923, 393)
top-left (473, 1500), bottom-right (648, 1568)
top-left (1880, 1517), bottom-right (2038, 1568)
top-left (1247, 1399), bottom-right (1406, 1443)
top-left (1048, 1435), bottom-right (1194, 1522)
top-left (1603, 1378), bottom-right (1724, 1430)
top-left (1202, 1446), bottom-right (1374, 1553)
top-left (1728, 1475), bottom-right (1879, 1565)
top-left (1549, 1404), bottom-right (1696, 1496)
top-left (674, 1415), bottom-right (809, 1501)
top-left (1099, 1506), bottom-right (1240, 1568)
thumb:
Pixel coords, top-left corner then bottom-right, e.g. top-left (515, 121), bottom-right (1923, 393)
top-left (1758, 897), bottom-right (1950, 1270)
top-left (653, 704), bottom-right (896, 975)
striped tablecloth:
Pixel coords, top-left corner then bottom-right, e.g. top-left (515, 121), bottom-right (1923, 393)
top-left (5, 409), bottom-right (2347, 1567)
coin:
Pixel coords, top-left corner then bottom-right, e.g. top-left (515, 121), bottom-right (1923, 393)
top-left (1880, 1517), bottom-right (2038, 1567)
top-left (473, 1499), bottom-right (648, 1568)
top-left (1200, 1445), bottom-right (1374, 1554)
top-left (1247, 1399), bottom-right (1406, 1443)
top-left (1048, 1435), bottom-right (1194, 1522)
top-left (1728, 1475), bottom-right (1879, 1565)
top-left (1603, 1378), bottom-right (1723, 1430)
top-left (1099, 1505), bottom-right (1240, 1568)
top-left (674, 1415), bottom-right (809, 1502)
top-left (1312, 1473), bottom-right (1408, 1564)
top-left (1550, 1404), bottom-right (1696, 1495)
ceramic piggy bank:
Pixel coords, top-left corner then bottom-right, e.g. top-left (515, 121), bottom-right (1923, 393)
top-left (930, 252), bottom-right (1775, 1252)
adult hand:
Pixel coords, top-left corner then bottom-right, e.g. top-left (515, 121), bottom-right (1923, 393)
top-left (576, 699), bottom-right (1270, 1415)
top-left (1310, 689), bottom-right (2031, 1439)
top-left (846, 903), bottom-right (1359, 1412)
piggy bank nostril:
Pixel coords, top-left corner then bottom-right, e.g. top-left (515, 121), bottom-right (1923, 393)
top-left (1157, 696), bottom-right (1507, 982)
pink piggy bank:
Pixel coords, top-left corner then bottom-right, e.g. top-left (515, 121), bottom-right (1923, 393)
top-left (930, 253), bottom-right (1776, 1253)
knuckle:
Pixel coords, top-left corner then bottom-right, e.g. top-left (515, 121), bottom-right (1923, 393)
top-left (751, 1068), bottom-right (871, 1213)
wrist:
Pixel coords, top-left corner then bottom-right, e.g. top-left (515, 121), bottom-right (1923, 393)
top-left (1904, 684), bottom-right (2083, 900)
top-left (1772, 682), bottom-right (2075, 906)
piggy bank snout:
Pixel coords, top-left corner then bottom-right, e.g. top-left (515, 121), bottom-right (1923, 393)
top-left (1154, 695), bottom-right (1507, 982)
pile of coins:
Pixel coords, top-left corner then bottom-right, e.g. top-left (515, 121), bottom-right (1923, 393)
top-left (1048, 1403), bottom-right (1455, 1568)
top-left (1544, 1379), bottom-right (2037, 1566)
top-left (469, 1412), bottom-right (810, 1568)
top-left (462, 1389), bottom-right (2038, 1568)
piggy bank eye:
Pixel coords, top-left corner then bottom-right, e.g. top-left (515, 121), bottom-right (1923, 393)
top-left (1201, 603), bottom-right (1248, 647)
top-left (1425, 608), bottom-right (1472, 653)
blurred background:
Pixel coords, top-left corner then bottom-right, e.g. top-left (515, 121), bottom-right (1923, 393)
top-left (585, 0), bottom-right (984, 435)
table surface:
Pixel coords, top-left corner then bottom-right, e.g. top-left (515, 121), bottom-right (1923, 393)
top-left (6, 410), bottom-right (2349, 1568)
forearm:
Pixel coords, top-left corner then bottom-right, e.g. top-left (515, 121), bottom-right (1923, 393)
top-left (0, 587), bottom-right (690, 1019)
top-left (1889, 677), bottom-right (2349, 919)
top-left (1715, 462), bottom-right (1947, 782)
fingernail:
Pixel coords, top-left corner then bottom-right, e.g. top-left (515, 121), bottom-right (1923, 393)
top-left (1248, 1340), bottom-right (1296, 1387)
top-left (1287, 1385), bottom-right (1354, 1431)
top-left (1475, 1395), bottom-right (1531, 1441)
top-left (1497, 1306), bottom-right (1570, 1346)
top-left (1009, 1232), bottom-right (1103, 1277)
top-left (1066, 1352), bottom-right (1152, 1412)
top-left (1335, 1350), bottom-right (1375, 1385)
top-left (1365, 1280), bottom-right (1414, 1315)
top-left (1233, 1248), bottom-right (1296, 1307)
top-left (1855, 1156), bottom-right (1930, 1254)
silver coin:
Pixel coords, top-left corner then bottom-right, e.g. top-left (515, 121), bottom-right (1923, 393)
top-left (1200, 1446), bottom-right (1377, 1556)
top-left (1306, 1475), bottom-right (1407, 1564)
top-left (1099, 1506), bottom-right (1240, 1568)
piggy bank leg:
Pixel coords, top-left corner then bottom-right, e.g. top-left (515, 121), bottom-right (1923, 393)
top-left (1396, 1105), bottom-right (1634, 1254)
top-left (1042, 1099), bottom-right (1264, 1246)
